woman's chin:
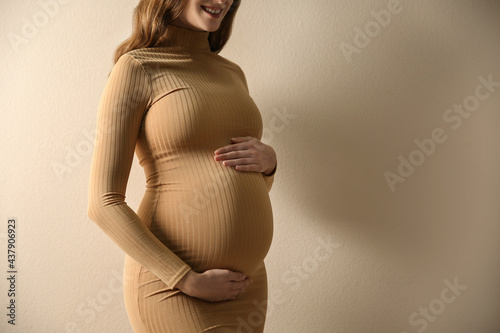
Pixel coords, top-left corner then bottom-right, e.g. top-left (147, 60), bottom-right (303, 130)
top-left (198, 23), bottom-right (222, 32)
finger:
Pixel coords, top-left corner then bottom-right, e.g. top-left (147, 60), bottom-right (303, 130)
top-left (234, 164), bottom-right (260, 172)
top-left (214, 151), bottom-right (243, 161)
top-left (228, 288), bottom-right (244, 300)
top-left (232, 137), bottom-right (264, 151)
top-left (230, 136), bottom-right (255, 143)
top-left (228, 271), bottom-right (247, 282)
top-left (214, 142), bottom-right (249, 155)
top-left (215, 150), bottom-right (256, 161)
top-left (232, 280), bottom-right (250, 290)
top-left (222, 158), bottom-right (255, 167)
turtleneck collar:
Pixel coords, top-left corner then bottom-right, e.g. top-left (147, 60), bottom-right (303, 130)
top-left (164, 24), bottom-right (211, 51)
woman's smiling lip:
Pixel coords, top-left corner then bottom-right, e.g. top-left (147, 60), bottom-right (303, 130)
top-left (201, 5), bottom-right (224, 18)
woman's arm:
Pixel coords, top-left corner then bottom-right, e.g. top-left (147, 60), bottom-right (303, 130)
top-left (87, 54), bottom-right (191, 290)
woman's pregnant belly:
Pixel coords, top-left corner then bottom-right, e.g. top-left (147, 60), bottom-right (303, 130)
top-left (148, 152), bottom-right (274, 277)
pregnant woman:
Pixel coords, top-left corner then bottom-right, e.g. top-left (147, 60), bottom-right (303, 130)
top-left (87, 0), bottom-right (277, 332)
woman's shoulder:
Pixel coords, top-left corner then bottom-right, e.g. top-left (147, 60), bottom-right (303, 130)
top-left (211, 52), bottom-right (242, 68)
top-left (211, 53), bottom-right (247, 77)
top-left (115, 47), bottom-right (184, 76)
top-left (121, 47), bottom-right (164, 63)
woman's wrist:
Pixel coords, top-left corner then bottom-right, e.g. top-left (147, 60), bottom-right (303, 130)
top-left (175, 270), bottom-right (198, 293)
top-left (262, 163), bottom-right (277, 176)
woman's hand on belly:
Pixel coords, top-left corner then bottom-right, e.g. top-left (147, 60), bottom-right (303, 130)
top-left (213, 136), bottom-right (277, 176)
top-left (174, 268), bottom-right (252, 302)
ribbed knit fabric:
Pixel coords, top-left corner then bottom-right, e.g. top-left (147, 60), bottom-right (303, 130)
top-left (87, 24), bottom-right (275, 332)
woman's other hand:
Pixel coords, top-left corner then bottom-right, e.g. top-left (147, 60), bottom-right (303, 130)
top-left (174, 269), bottom-right (252, 302)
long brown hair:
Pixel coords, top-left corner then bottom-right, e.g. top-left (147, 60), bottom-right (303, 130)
top-left (113, 0), bottom-right (241, 63)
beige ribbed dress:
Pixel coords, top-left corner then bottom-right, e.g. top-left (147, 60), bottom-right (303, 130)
top-left (87, 24), bottom-right (275, 332)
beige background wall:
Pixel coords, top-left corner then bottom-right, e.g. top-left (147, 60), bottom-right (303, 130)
top-left (1, 1), bottom-right (499, 332)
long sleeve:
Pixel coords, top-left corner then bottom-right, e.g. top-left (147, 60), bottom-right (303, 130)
top-left (87, 53), bottom-right (192, 289)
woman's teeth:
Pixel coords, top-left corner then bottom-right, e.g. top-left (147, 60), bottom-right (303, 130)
top-left (202, 6), bottom-right (222, 15)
